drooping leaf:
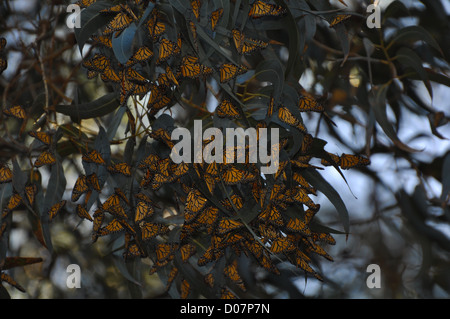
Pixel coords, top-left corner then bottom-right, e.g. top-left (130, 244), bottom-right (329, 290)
top-left (112, 23), bottom-right (138, 64)
top-left (370, 84), bottom-right (421, 153)
top-left (55, 92), bottom-right (120, 122)
top-left (389, 25), bottom-right (443, 56)
top-left (396, 47), bottom-right (432, 98)
top-left (302, 168), bottom-right (350, 234)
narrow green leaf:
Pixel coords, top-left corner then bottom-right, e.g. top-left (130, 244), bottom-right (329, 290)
top-left (11, 159), bottom-right (26, 195)
top-left (302, 168), bottom-right (350, 234)
top-left (55, 92), bottom-right (120, 121)
top-left (390, 25), bottom-right (443, 55)
top-left (370, 84), bottom-right (421, 152)
top-left (335, 23), bottom-right (350, 66)
top-left (43, 159), bottom-right (66, 213)
top-left (396, 47), bottom-right (432, 98)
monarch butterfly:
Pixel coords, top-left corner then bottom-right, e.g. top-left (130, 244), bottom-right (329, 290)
top-left (156, 157), bottom-right (171, 177)
top-left (102, 66), bottom-right (121, 83)
top-left (135, 192), bottom-right (158, 207)
top-left (127, 46), bottom-right (153, 66)
top-left (151, 173), bottom-right (168, 190)
top-left (105, 11), bottom-right (134, 33)
top-left (99, 219), bottom-right (125, 236)
top-left (329, 14), bottom-right (351, 28)
top-left (321, 153), bottom-right (370, 169)
top-left (0, 164), bottom-right (12, 184)
top-left (231, 29), bottom-right (268, 55)
top-left (293, 172), bottom-right (316, 195)
top-left (71, 174), bottom-right (89, 202)
top-left (300, 133), bottom-right (313, 154)
top-left (34, 151), bottom-right (56, 167)
top-left (124, 68), bottom-right (148, 85)
top-left (157, 38), bottom-right (181, 64)
top-left (166, 266), bottom-right (179, 290)
top-left (92, 210), bottom-right (104, 239)
top-left (218, 218), bottom-right (244, 235)
top-left (220, 287), bottom-right (237, 299)
top-left (216, 99), bottom-right (240, 118)
top-left (76, 204), bottom-right (93, 221)
top-left (113, 190), bottom-right (129, 209)
top-left (92, 35), bottom-right (112, 48)
top-left (290, 187), bottom-right (317, 209)
top-left (210, 8), bottom-right (224, 31)
top-left (180, 55), bottom-right (201, 78)
top-left (197, 245), bottom-right (215, 266)
top-left (123, 242), bottom-right (146, 259)
top-left (86, 173), bottom-right (101, 192)
top-left (278, 107), bottom-right (306, 132)
top-left (180, 243), bottom-right (196, 262)
top-left (190, 0), bottom-right (201, 21)
top-left (220, 194), bottom-right (244, 211)
top-left (24, 184), bottom-right (37, 205)
top-left (298, 95), bottom-right (324, 112)
top-left (259, 204), bottom-right (283, 226)
top-left (312, 232), bottom-right (336, 245)
top-left (108, 162), bottom-right (131, 176)
top-left (6, 193), bottom-right (22, 212)
top-left (286, 217), bottom-right (310, 235)
top-left (140, 222), bottom-right (159, 240)
top-left (82, 150), bottom-right (106, 165)
top-left (3, 105), bottom-right (26, 119)
top-left (185, 188), bottom-right (207, 213)
top-left (156, 243), bottom-right (179, 262)
top-left (173, 162), bottom-right (189, 178)
top-left (83, 54), bottom-right (110, 72)
top-left (147, 13), bottom-right (166, 40)
top-left (139, 153), bottom-right (160, 171)
top-left (48, 200), bottom-right (66, 222)
top-left (188, 21), bottom-right (198, 50)
top-left (204, 174), bottom-right (215, 194)
top-left (135, 200), bottom-right (154, 223)
top-left (222, 166), bottom-right (246, 185)
top-left (180, 279), bottom-right (191, 299)
top-left (340, 153), bottom-right (370, 169)
top-left (148, 91), bottom-right (172, 115)
top-left (197, 206), bottom-right (219, 233)
top-left (219, 63), bottom-right (247, 83)
top-left (77, 0), bottom-right (96, 8)
top-left (206, 162), bottom-right (219, 176)
top-left (303, 238), bottom-right (333, 261)
top-left (224, 260), bottom-right (246, 291)
top-left (28, 131), bottom-right (52, 146)
top-left (204, 273), bottom-right (214, 288)
top-left (260, 253), bottom-right (280, 274)
top-left (161, 66), bottom-right (179, 87)
top-left (248, 0), bottom-right (286, 19)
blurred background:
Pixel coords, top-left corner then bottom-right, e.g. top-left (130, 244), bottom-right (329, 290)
top-left (0, 0), bottom-right (449, 298)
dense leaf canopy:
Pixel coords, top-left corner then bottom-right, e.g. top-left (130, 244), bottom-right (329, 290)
top-left (0, 0), bottom-right (449, 299)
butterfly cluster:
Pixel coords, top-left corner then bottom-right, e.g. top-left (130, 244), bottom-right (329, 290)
top-left (0, 0), bottom-right (372, 298)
